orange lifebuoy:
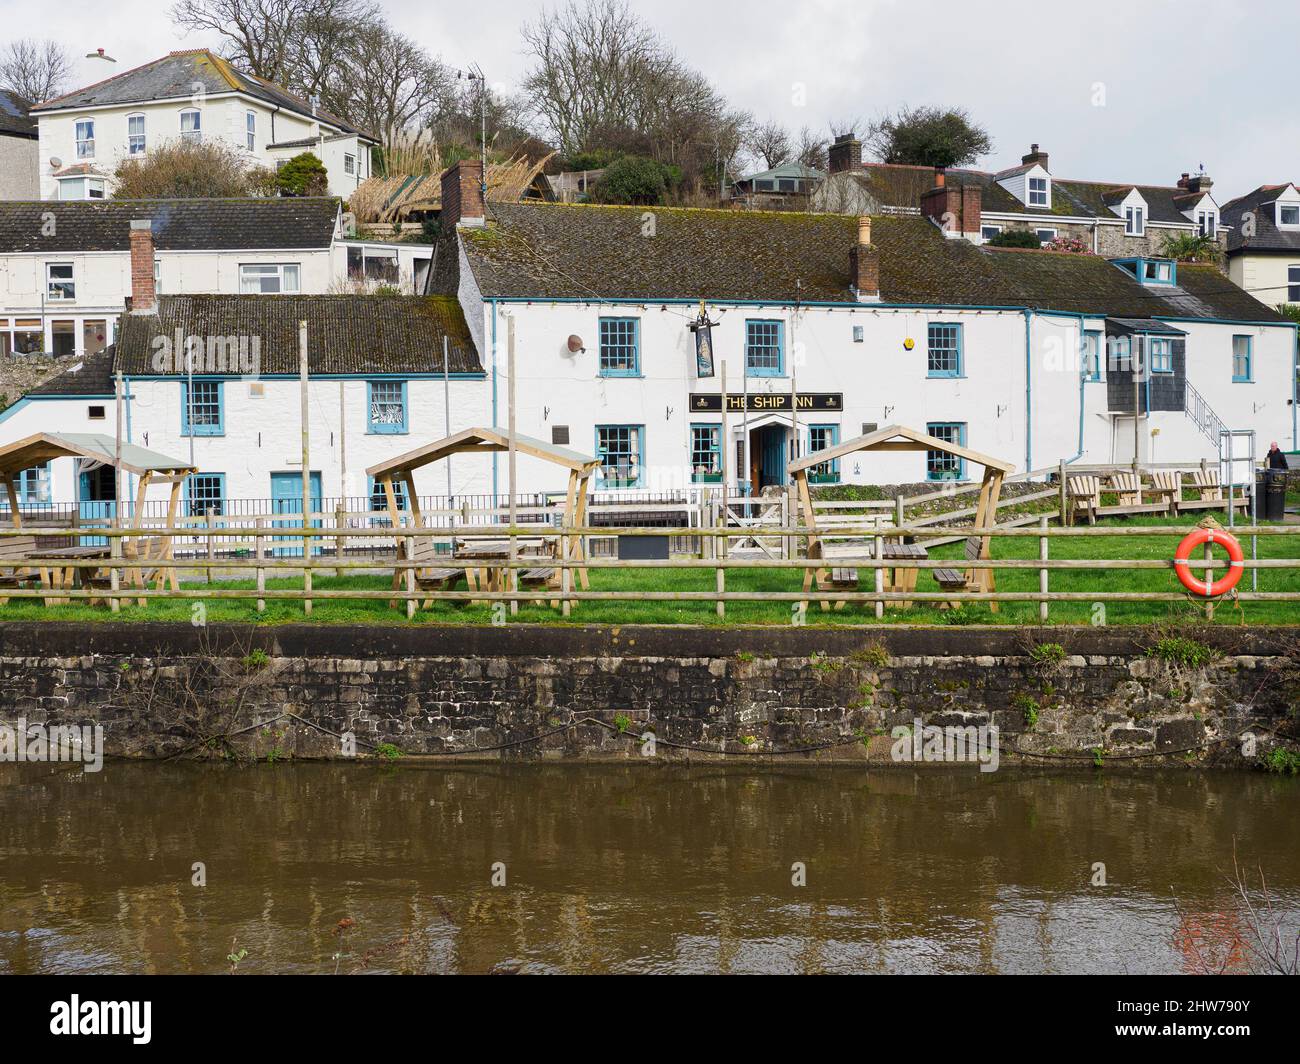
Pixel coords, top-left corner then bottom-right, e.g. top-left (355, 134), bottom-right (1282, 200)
top-left (1173, 528), bottom-right (1244, 597)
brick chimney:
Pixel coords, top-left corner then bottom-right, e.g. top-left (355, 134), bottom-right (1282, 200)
top-left (920, 169), bottom-right (981, 240)
top-left (1187, 171), bottom-right (1213, 194)
top-left (128, 219), bottom-right (156, 315)
top-left (440, 159), bottom-right (486, 229)
top-left (849, 216), bottom-right (879, 302)
top-left (828, 133), bottom-right (862, 175)
top-left (1021, 142), bottom-right (1049, 170)
top-left (1177, 172), bottom-right (1192, 190)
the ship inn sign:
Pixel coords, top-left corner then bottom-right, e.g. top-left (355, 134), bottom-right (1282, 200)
top-left (690, 393), bottom-right (843, 413)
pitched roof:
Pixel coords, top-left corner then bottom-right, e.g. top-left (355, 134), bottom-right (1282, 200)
top-left (1220, 185), bottom-right (1300, 253)
top-left (29, 347), bottom-right (117, 397)
top-left (30, 50), bottom-right (377, 142)
top-left (0, 90), bottom-right (36, 138)
top-left (844, 162), bottom-right (1213, 224)
top-left (112, 294), bottom-right (481, 376)
top-left (0, 197), bottom-right (338, 253)
top-left (453, 201), bottom-right (1283, 323)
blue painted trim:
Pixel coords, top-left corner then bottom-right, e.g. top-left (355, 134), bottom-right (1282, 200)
top-left (594, 424), bottom-right (645, 489)
top-left (1083, 329), bottom-right (1103, 382)
top-left (744, 318), bottom-right (785, 377)
top-left (688, 422), bottom-right (722, 484)
top-left (1149, 337), bottom-right (1174, 374)
top-left (366, 379), bottom-right (408, 434)
top-left (927, 321), bottom-right (964, 379)
top-left (185, 472), bottom-right (227, 515)
top-left (925, 422), bottom-right (968, 481)
top-left (598, 316), bottom-right (641, 377)
top-left (807, 423), bottom-right (841, 483)
top-left (1231, 334), bottom-right (1253, 382)
top-left (181, 378), bottom-right (225, 437)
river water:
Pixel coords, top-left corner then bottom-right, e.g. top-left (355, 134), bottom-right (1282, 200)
top-left (1, 763), bottom-right (1296, 974)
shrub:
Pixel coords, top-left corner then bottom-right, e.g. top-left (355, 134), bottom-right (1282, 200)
top-left (276, 152), bottom-right (329, 197)
top-left (986, 229), bottom-right (1043, 249)
top-left (1043, 235), bottom-right (1092, 254)
top-left (112, 138), bottom-right (274, 199)
top-left (1147, 636), bottom-right (1219, 669)
top-left (591, 155), bottom-right (673, 205)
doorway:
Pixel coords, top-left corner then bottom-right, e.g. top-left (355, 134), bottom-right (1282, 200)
top-left (78, 464), bottom-right (117, 546)
top-left (748, 424), bottom-right (790, 490)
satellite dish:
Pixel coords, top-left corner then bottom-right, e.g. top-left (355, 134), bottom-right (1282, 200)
top-left (49, 156), bottom-right (62, 169)
top-left (566, 334), bottom-right (585, 355)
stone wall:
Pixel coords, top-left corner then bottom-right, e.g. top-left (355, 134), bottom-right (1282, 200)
top-left (0, 623), bottom-right (1295, 768)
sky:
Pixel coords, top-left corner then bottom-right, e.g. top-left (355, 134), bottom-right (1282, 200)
top-left (2, 0), bottom-right (1293, 199)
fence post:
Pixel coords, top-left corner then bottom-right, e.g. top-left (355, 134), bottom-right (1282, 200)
top-left (1204, 540), bottom-right (1215, 621)
top-left (109, 532), bottom-right (121, 614)
top-left (716, 515), bottom-right (726, 619)
top-left (255, 517), bottom-right (266, 614)
top-left (1039, 515), bottom-right (1049, 623)
top-left (1058, 460), bottom-right (1067, 524)
top-left (205, 507), bottom-right (215, 585)
top-left (895, 493), bottom-right (905, 533)
top-left (335, 503), bottom-right (346, 577)
top-left (405, 530), bottom-right (416, 621)
top-left (874, 532), bottom-right (884, 620)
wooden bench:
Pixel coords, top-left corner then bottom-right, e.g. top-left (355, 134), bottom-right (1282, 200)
top-left (1180, 469), bottom-right (1250, 513)
top-left (1066, 475), bottom-right (1101, 525)
top-left (0, 533), bottom-right (40, 604)
top-left (933, 536), bottom-right (997, 612)
top-left (1109, 472), bottom-right (1142, 507)
top-left (1149, 470), bottom-right (1182, 513)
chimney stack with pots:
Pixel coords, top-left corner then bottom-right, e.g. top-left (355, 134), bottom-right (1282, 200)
top-left (920, 168), bottom-right (981, 241)
top-left (849, 216), bottom-right (879, 302)
top-left (828, 133), bottom-right (862, 175)
top-left (1021, 142), bottom-right (1049, 170)
top-left (128, 219), bottom-right (156, 315)
top-left (440, 158), bottom-right (486, 228)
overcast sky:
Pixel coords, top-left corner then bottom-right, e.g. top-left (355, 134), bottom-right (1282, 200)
top-left (5, 0), bottom-right (1292, 198)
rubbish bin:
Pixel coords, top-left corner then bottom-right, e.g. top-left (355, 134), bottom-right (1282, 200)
top-left (1255, 469), bottom-right (1287, 521)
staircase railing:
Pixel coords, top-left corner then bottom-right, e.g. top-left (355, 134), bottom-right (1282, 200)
top-left (1184, 380), bottom-right (1227, 444)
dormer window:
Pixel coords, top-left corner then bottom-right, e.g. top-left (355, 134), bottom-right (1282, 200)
top-left (1197, 210), bottom-right (1217, 237)
top-left (1112, 257), bottom-right (1176, 286)
top-left (1278, 204), bottom-right (1300, 228)
top-left (1028, 176), bottom-right (1048, 207)
top-left (1125, 205), bottom-right (1145, 236)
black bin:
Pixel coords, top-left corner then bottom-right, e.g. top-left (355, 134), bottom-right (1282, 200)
top-left (1256, 470), bottom-right (1287, 521)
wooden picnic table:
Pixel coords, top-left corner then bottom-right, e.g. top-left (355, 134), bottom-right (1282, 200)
top-left (813, 539), bottom-right (928, 608)
top-left (453, 537), bottom-right (558, 602)
top-left (29, 544), bottom-right (113, 606)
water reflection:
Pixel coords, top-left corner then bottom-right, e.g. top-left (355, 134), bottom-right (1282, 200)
top-left (0, 763), bottom-right (1296, 974)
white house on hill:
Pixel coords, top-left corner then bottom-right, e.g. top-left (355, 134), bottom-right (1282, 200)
top-left (29, 50), bottom-right (377, 201)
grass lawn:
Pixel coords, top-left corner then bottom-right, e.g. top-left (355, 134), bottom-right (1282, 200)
top-left (0, 514), bottom-right (1296, 628)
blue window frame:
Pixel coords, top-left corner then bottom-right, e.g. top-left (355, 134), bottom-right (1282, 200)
top-left (595, 425), bottom-right (643, 488)
top-left (807, 425), bottom-right (841, 483)
top-left (689, 423), bottom-right (722, 483)
top-left (14, 463), bottom-right (51, 506)
top-left (367, 380), bottom-right (408, 433)
top-left (926, 422), bottom-right (967, 481)
top-left (368, 476), bottom-right (410, 511)
top-left (598, 317), bottom-right (640, 376)
top-left (1083, 330), bottom-right (1103, 381)
top-left (927, 323), bottom-right (963, 377)
top-left (1149, 338), bottom-right (1173, 374)
top-left (1232, 335), bottom-right (1253, 382)
top-left (181, 379), bottom-right (224, 436)
top-left (745, 319), bottom-right (784, 377)
top-left (186, 473), bottom-right (226, 517)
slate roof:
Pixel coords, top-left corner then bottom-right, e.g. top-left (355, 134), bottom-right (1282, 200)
top-left (30, 50), bottom-right (377, 142)
top-left (845, 162), bottom-right (1212, 224)
top-left (29, 348), bottom-right (117, 397)
top-left (112, 295), bottom-right (481, 376)
top-left (1220, 185), bottom-right (1300, 254)
top-left (454, 201), bottom-right (1283, 323)
top-left (0, 90), bottom-right (36, 138)
top-left (0, 198), bottom-right (338, 253)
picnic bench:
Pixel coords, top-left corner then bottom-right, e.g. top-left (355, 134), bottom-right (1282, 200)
top-left (932, 536), bottom-right (998, 611)
top-left (1180, 468), bottom-right (1250, 513)
top-left (29, 544), bottom-right (113, 606)
top-left (1066, 475), bottom-right (1101, 525)
top-left (0, 531), bottom-right (41, 604)
top-left (813, 540), bottom-right (929, 610)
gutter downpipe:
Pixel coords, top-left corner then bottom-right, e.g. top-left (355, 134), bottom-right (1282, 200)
top-left (1024, 309), bottom-right (1034, 473)
top-left (490, 298), bottom-right (499, 500)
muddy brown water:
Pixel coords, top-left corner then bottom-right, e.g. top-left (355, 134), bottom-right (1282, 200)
top-left (1, 762), bottom-right (1296, 974)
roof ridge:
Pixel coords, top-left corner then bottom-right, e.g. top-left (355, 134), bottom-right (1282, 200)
top-left (31, 52), bottom-right (177, 110)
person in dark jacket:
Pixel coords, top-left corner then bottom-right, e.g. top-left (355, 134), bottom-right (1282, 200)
top-left (1267, 442), bottom-right (1289, 470)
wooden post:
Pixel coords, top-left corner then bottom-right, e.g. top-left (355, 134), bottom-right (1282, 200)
top-left (1204, 539), bottom-right (1215, 621)
top-left (717, 360), bottom-right (728, 619)
top-left (299, 321), bottom-right (312, 615)
top-left (205, 507), bottom-right (215, 584)
top-left (1039, 515), bottom-right (1049, 623)
top-left (874, 532), bottom-right (884, 620)
top-left (113, 371), bottom-right (124, 533)
top-left (1058, 459), bottom-right (1067, 524)
top-left (255, 518), bottom-right (266, 613)
top-left (895, 493), bottom-right (905, 533)
top-left (109, 532), bottom-right (121, 614)
top-left (335, 503), bottom-right (345, 576)
top-left (507, 314), bottom-right (518, 616)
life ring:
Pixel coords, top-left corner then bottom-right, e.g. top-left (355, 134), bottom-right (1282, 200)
top-left (1173, 528), bottom-right (1244, 597)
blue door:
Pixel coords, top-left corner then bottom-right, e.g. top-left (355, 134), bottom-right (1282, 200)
top-left (758, 426), bottom-right (787, 488)
top-left (78, 466), bottom-right (117, 546)
top-left (270, 471), bottom-right (322, 557)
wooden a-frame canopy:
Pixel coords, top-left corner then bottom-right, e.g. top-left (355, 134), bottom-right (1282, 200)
top-left (0, 432), bottom-right (196, 531)
top-left (365, 427), bottom-right (602, 594)
top-left (789, 424), bottom-right (1015, 602)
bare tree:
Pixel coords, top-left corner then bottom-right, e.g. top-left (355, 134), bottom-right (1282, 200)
top-left (749, 119), bottom-right (791, 170)
top-left (0, 39), bottom-right (74, 103)
top-left (795, 126), bottom-right (827, 171)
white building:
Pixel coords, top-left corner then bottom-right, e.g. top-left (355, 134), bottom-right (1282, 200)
top-left (0, 90), bottom-right (39, 199)
top-left (1221, 183), bottom-right (1300, 310)
top-left (29, 50), bottom-right (377, 201)
top-left (1, 160), bottom-right (1295, 515)
top-left (0, 198), bottom-right (438, 358)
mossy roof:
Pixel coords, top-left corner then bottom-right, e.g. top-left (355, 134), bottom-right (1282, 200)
top-left (457, 202), bottom-right (1283, 322)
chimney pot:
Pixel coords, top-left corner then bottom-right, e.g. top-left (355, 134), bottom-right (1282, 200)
top-left (440, 158), bottom-right (486, 228)
top-left (128, 219), bottom-right (156, 315)
top-left (1021, 143), bottom-right (1049, 170)
top-left (857, 215), bottom-right (871, 246)
top-left (934, 167), bottom-right (946, 188)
